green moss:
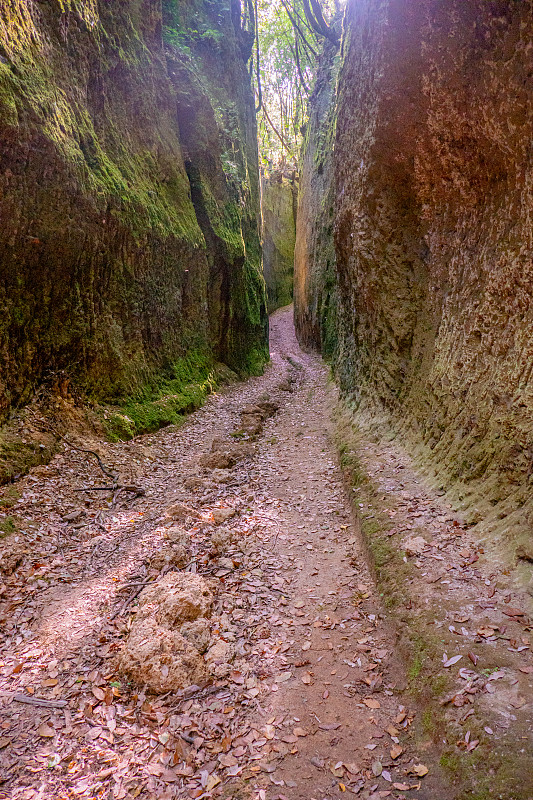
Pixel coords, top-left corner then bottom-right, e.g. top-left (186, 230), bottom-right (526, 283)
top-left (0, 2), bottom-right (203, 246)
top-left (421, 707), bottom-right (437, 736)
top-left (0, 64), bottom-right (19, 127)
top-left (262, 174), bottom-right (296, 312)
top-left (408, 650), bottom-right (424, 683)
top-left (0, 487), bottom-right (21, 509)
top-left (0, 434), bottom-right (57, 485)
top-left (439, 750), bottom-right (461, 774)
top-left (101, 350), bottom-right (216, 440)
top-left (0, 515), bottom-right (17, 537)
top-left (438, 746), bottom-right (533, 800)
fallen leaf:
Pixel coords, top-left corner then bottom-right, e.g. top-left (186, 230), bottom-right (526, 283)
top-left (363, 698), bottom-right (381, 709)
top-left (443, 655), bottom-right (462, 668)
top-left (264, 724), bottom-right (276, 740)
top-left (393, 783), bottom-right (410, 791)
top-left (477, 626), bottom-right (497, 637)
top-left (301, 672), bottom-right (313, 685)
top-left (411, 764), bottom-right (428, 777)
top-left (390, 744), bottom-right (403, 759)
top-left (501, 607), bottom-right (525, 617)
top-left (0, 737), bottom-right (10, 749)
top-left (282, 733), bottom-right (298, 744)
top-left (372, 761), bottom-right (382, 776)
top-left (206, 775), bottom-right (221, 791)
top-left (293, 727), bottom-right (308, 737)
top-left (38, 723), bottom-right (55, 738)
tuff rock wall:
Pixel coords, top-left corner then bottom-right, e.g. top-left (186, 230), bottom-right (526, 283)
top-left (261, 169), bottom-right (297, 312)
top-left (294, 39), bottom-right (339, 359)
top-left (0, 0), bottom-right (268, 421)
top-left (296, 0), bottom-right (533, 569)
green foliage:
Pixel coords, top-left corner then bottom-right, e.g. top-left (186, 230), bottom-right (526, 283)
top-left (255, 0), bottom-right (338, 165)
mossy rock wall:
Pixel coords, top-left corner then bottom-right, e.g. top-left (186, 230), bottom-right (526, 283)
top-left (296, 0), bottom-right (533, 571)
top-left (293, 40), bottom-right (340, 360)
top-left (261, 170), bottom-right (297, 312)
top-left (0, 0), bottom-right (267, 421)
top-left (166, 0), bottom-right (268, 375)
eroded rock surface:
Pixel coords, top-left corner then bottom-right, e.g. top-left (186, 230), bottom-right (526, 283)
top-left (149, 528), bottom-right (192, 572)
top-left (296, 0), bottom-right (533, 570)
top-left (119, 618), bottom-right (209, 694)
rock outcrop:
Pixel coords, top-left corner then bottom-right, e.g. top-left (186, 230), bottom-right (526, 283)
top-left (119, 572), bottom-right (214, 693)
top-left (296, 0), bottom-right (533, 567)
top-left (261, 169), bottom-right (297, 311)
top-left (0, 0), bottom-right (267, 422)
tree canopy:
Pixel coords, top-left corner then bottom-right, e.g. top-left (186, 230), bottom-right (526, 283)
top-left (251, 0), bottom-right (340, 169)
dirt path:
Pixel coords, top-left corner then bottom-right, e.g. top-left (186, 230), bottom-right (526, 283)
top-left (240, 319), bottom-right (444, 800)
top-left (3, 306), bottom-right (529, 800)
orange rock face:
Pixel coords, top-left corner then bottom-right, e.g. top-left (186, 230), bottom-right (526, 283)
top-left (296, 0), bottom-right (533, 559)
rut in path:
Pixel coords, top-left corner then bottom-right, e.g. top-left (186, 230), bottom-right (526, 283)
top-left (0, 307), bottom-right (444, 800)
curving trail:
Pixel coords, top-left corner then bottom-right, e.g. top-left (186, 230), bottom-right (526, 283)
top-left (1, 307), bottom-right (445, 800)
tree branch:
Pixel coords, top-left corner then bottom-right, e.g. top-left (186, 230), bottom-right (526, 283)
top-left (279, 0), bottom-right (317, 57)
top-left (254, 0), bottom-right (262, 112)
top-left (303, 0), bottom-right (339, 44)
top-left (260, 101), bottom-right (293, 156)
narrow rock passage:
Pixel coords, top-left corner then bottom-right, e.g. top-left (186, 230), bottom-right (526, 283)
top-left (0, 308), bottom-right (443, 800)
